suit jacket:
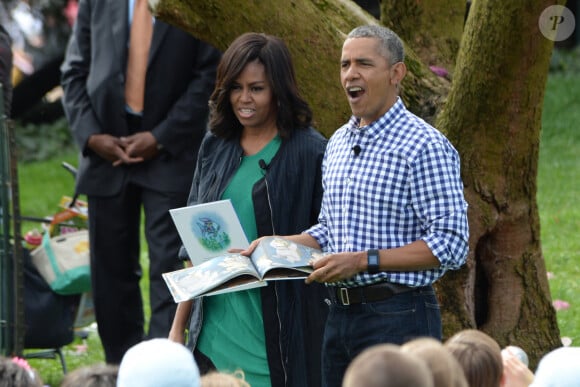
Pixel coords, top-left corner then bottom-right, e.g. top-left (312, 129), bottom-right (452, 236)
top-left (60, 0), bottom-right (220, 197)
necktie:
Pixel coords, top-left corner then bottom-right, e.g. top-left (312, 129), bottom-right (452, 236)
top-left (125, 0), bottom-right (153, 113)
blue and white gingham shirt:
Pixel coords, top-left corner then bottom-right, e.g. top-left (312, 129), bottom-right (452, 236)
top-left (305, 98), bottom-right (469, 287)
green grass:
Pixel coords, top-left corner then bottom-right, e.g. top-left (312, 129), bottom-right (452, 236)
top-left (17, 152), bottom-right (79, 232)
top-left (538, 72), bottom-right (580, 344)
top-left (13, 63), bottom-right (580, 387)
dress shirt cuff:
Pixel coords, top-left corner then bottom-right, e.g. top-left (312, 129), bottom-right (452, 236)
top-left (303, 224), bottom-right (329, 251)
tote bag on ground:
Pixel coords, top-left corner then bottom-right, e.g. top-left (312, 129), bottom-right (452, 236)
top-left (30, 230), bottom-right (91, 295)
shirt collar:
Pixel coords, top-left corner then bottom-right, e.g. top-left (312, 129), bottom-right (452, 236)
top-left (345, 97), bottom-right (406, 138)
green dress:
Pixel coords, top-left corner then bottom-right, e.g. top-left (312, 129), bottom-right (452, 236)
top-left (197, 136), bottom-right (281, 387)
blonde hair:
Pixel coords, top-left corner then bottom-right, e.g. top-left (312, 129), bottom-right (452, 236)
top-left (60, 363), bottom-right (119, 387)
top-left (200, 370), bottom-right (250, 387)
top-left (402, 337), bottom-right (468, 387)
top-left (343, 344), bottom-right (433, 387)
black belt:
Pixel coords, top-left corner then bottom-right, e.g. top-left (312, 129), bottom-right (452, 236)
top-left (327, 282), bottom-right (429, 306)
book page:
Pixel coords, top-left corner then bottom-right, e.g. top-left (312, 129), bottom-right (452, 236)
top-left (252, 237), bottom-right (326, 279)
top-left (170, 199), bottom-right (249, 265)
top-left (162, 254), bottom-right (262, 302)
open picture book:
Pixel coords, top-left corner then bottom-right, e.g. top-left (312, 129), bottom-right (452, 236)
top-left (162, 236), bottom-right (326, 302)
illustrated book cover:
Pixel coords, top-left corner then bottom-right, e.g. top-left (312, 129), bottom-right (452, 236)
top-left (169, 199), bottom-right (249, 265)
top-left (162, 236), bottom-right (326, 301)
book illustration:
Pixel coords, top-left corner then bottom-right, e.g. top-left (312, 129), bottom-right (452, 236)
top-left (252, 237), bottom-right (325, 275)
top-left (163, 236), bottom-right (327, 301)
top-left (163, 254), bottom-right (264, 302)
top-left (170, 200), bottom-right (249, 265)
top-left (194, 215), bottom-right (231, 252)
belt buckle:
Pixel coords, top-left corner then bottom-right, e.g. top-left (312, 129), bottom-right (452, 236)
top-left (339, 288), bottom-right (350, 305)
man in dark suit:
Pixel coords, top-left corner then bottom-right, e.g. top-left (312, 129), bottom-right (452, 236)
top-left (60, 0), bottom-right (220, 364)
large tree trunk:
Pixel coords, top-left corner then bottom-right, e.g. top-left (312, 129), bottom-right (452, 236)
top-left (435, 0), bottom-right (562, 367)
top-left (380, 0), bottom-right (465, 74)
top-left (150, 0), bottom-right (563, 368)
top-left (149, 0), bottom-right (447, 135)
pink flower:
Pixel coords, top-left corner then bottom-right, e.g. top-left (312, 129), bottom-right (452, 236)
top-left (11, 357), bottom-right (32, 371)
top-left (546, 271), bottom-right (555, 279)
top-left (64, 0), bottom-right (79, 27)
top-left (11, 357), bottom-right (36, 381)
top-left (429, 65), bottom-right (449, 78)
top-left (74, 344), bottom-right (89, 355)
top-left (553, 299), bottom-right (570, 310)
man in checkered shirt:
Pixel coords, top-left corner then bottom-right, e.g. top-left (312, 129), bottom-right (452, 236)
top-left (244, 25), bottom-right (469, 387)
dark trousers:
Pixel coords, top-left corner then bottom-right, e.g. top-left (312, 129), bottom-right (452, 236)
top-left (88, 181), bottom-right (186, 363)
top-left (321, 286), bottom-right (441, 387)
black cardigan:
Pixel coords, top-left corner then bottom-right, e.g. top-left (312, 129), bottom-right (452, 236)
top-left (182, 126), bottom-right (328, 387)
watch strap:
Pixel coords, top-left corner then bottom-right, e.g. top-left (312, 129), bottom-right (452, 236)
top-left (367, 249), bottom-right (380, 274)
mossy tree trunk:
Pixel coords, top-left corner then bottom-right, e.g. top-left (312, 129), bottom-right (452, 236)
top-left (149, 0), bottom-right (447, 134)
top-left (150, 0), bottom-right (562, 368)
top-left (435, 0), bottom-right (562, 367)
top-left (380, 0), bottom-right (465, 74)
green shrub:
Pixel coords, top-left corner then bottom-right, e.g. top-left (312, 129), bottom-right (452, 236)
top-left (14, 117), bottom-right (76, 163)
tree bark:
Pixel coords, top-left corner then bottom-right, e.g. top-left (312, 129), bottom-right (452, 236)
top-left (149, 0), bottom-right (447, 135)
top-left (435, 0), bottom-right (562, 367)
top-left (380, 0), bottom-right (465, 74)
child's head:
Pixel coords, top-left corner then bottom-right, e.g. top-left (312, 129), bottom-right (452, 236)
top-left (60, 363), bottom-right (119, 387)
top-left (445, 329), bottom-right (503, 387)
top-left (0, 356), bottom-right (43, 387)
top-left (117, 338), bottom-right (200, 387)
top-left (402, 337), bottom-right (468, 387)
top-left (531, 346), bottom-right (580, 387)
top-left (343, 343), bottom-right (433, 387)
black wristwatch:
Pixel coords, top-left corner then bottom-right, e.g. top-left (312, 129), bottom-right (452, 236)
top-left (367, 249), bottom-right (380, 274)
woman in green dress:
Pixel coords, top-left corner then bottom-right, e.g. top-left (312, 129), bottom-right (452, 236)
top-left (169, 32), bottom-right (328, 387)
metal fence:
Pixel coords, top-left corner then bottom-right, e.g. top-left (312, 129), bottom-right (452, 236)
top-left (0, 84), bottom-right (24, 356)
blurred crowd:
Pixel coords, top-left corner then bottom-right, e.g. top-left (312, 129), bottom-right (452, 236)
top-left (0, 0), bottom-right (77, 120)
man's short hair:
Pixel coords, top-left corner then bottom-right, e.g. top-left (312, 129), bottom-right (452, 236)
top-left (347, 25), bottom-right (405, 64)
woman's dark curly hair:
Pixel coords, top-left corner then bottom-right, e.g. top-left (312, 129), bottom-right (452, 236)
top-left (209, 32), bottom-right (313, 140)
